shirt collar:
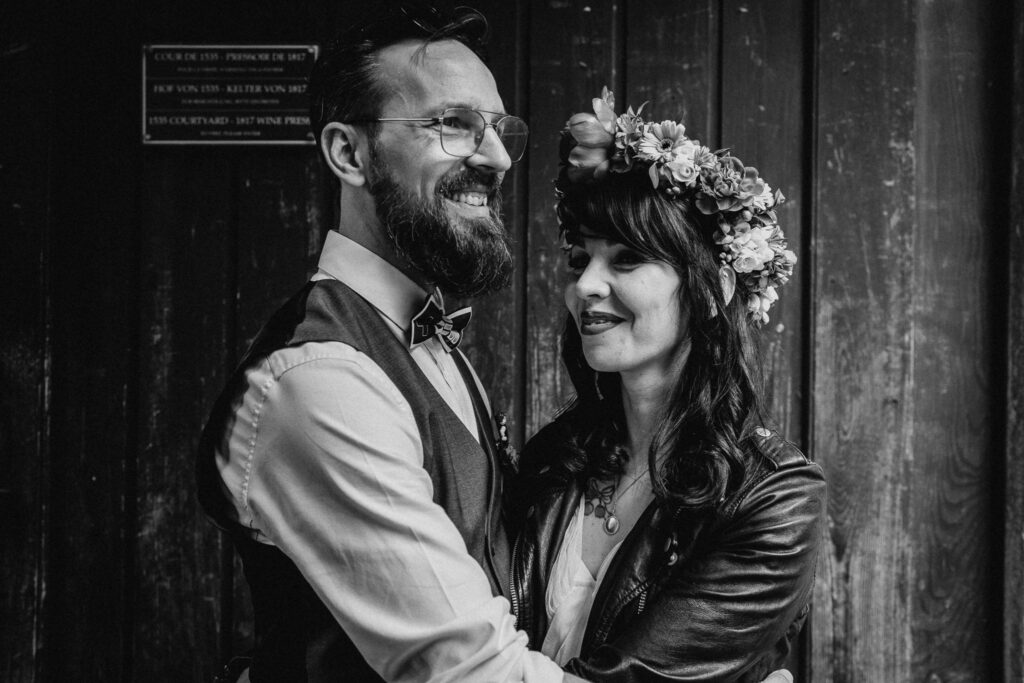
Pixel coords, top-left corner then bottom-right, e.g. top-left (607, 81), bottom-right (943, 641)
top-left (314, 231), bottom-right (430, 331)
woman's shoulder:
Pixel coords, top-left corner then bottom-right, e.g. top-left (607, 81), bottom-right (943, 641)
top-left (724, 428), bottom-right (826, 519)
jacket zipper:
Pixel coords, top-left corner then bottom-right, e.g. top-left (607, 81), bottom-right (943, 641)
top-left (592, 578), bottom-right (651, 646)
top-left (509, 531), bottom-right (522, 623)
top-left (635, 589), bottom-right (648, 616)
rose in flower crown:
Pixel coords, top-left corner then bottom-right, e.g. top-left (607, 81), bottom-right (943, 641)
top-left (557, 87), bottom-right (797, 324)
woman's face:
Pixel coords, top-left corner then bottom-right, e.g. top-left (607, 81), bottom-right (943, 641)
top-left (564, 232), bottom-right (689, 381)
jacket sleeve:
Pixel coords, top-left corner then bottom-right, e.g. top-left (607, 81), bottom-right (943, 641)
top-left (566, 458), bottom-right (827, 683)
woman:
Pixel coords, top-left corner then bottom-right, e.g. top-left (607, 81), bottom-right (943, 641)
top-left (511, 90), bottom-right (826, 682)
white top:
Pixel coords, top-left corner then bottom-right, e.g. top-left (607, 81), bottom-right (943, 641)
top-left (541, 498), bottom-right (624, 665)
top-left (215, 231), bottom-right (563, 682)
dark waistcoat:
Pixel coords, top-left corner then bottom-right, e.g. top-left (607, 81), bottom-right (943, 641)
top-left (196, 279), bottom-right (510, 682)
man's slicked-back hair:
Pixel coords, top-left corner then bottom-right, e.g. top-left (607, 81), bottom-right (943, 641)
top-left (307, 3), bottom-right (490, 141)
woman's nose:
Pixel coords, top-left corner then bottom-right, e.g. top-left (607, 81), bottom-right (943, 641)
top-left (574, 260), bottom-right (610, 299)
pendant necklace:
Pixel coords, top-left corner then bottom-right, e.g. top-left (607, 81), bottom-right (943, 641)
top-left (584, 470), bottom-right (650, 535)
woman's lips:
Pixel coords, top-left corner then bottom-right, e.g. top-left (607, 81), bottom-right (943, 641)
top-left (580, 310), bottom-right (624, 335)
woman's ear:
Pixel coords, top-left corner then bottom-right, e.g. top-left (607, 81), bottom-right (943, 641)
top-left (320, 122), bottom-right (368, 187)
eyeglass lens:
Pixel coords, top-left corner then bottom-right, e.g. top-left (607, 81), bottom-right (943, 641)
top-left (439, 108), bottom-right (529, 162)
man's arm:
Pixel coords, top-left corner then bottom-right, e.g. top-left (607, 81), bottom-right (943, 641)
top-left (240, 346), bottom-right (562, 682)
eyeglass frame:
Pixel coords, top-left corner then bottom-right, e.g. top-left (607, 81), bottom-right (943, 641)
top-left (347, 107), bottom-right (529, 162)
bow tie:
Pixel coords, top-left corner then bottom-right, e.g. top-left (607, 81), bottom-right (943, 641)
top-left (409, 292), bottom-right (472, 353)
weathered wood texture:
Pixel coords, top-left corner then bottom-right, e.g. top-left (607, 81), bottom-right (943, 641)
top-left (811, 0), bottom-right (1004, 680)
top-left (907, 3), bottom-right (1003, 679)
top-left (811, 0), bottom-right (918, 678)
top-left (0, 4), bottom-right (51, 680)
top-left (2, 0), bottom-right (1020, 680)
top-left (136, 153), bottom-right (233, 682)
top-left (39, 0), bottom-right (142, 679)
top-left (1006, 1), bottom-right (1024, 680)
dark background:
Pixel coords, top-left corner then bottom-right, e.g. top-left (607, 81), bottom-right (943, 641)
top-left (3, 0), bottom-right (1023, 680)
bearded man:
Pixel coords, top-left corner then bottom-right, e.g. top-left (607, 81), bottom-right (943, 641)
top-left (196, 5), bottom-right (568, 682)
top-left (196, 5), bottom-right (803, 683)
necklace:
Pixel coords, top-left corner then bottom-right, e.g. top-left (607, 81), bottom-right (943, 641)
top-left (584, 471), bottom-right (650, 535)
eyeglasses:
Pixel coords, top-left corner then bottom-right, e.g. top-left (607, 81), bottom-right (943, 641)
top-left (355, 108), bottom-right (529, 162)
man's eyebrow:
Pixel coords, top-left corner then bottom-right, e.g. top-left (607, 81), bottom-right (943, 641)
top-left (434, 102), bottom-right (510, 116)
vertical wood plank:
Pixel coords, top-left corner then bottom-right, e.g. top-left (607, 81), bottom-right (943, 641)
top-left (0, 2), bottom-right (51, 679)
top-left (811, 0), bottom-right (917, 679)
top-left (908, 3), bottom-right (1002, 679)
top-left (43, 0), bottom-right (141, 677)
top-left (626, 0), bottom-right (719, 144)
top-left (1006, 1), bottom-right (1024, 680)
top-left (525, 2), bottom-right (621, 438)
top-left (134, 153), bottom-right (235, 681)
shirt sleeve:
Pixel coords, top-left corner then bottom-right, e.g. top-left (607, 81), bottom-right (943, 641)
top-left (244, 347), bottom-right (564, 683)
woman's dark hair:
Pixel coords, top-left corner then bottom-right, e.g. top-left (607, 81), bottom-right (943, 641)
top-left (307, 3), bottom-right (490, 140)
top-left (556, 172), bottom-right (768, 509)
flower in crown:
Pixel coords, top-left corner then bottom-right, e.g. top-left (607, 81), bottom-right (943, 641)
top-left (556, 87), bottom-right (797, 325)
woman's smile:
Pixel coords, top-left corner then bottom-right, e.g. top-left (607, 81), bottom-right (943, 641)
top-left (579, 308), bottom-right (625, 335)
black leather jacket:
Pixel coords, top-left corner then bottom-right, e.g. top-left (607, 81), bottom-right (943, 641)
top-left (510, 419), bottom-right (826, 682)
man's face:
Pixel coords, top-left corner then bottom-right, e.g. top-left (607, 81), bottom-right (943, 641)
top-left (367, 39), bottom-right (514, 297)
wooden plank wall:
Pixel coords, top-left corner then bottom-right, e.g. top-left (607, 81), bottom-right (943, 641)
top-left (1, 0), bottom-right (1019, 680)
top-left (1006, 1), bottom-right (1024, 681)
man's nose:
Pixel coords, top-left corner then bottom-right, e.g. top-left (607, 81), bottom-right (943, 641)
top-left (466, 126), bottom-right (512, 174)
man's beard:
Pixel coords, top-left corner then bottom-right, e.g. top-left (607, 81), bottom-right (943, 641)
top-left (367, 149), bottom-right (514, 298)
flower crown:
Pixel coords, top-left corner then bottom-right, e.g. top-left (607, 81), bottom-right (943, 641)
top-left (557, 88), bottom-right (797, 324)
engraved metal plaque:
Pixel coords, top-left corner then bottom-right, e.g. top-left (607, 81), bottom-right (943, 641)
top-left (142, 45), bottom-right (318, 145)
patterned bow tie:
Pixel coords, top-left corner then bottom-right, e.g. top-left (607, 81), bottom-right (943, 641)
top-left (409, 292), bottom-right (472, 353)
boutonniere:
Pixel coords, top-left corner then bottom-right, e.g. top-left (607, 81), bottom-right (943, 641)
top-left (493, 412), bottom-right (519, 474)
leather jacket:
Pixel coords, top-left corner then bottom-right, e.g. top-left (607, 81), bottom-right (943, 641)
top-left (510, 419), bottom-right (826, 682)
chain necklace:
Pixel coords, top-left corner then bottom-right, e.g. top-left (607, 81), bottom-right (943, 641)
top-left (584, 470), bottom-right (651, 535)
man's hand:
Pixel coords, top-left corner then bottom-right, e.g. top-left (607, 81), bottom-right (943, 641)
top-left (563, 669), bottom-right (793, 682)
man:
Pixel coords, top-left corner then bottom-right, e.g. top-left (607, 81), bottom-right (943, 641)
top-left (197, 5), bottom-right (568, 681)
top-left (197, 5), bottom-right (795, 682)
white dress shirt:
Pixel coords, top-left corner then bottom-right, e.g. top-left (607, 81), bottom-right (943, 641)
top-left (216, 231), bottom-right (563, 682)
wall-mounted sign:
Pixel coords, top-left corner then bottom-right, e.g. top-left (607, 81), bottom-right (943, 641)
top-left (142, 44), bottom-right (318, 145)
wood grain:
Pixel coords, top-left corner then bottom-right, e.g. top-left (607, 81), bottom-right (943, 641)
top-left (811, 0), bottom-right (917, 679)
top-left (626, 0), bottom-right (718, 143)
top-left (907, 1), bottom-right (1001, 679)
top-left (134, 152), bottom-right (234, 681)
top-left (42, 0), bottom-right (141, 677)
top-left (0, 5), bottom-right (51, 679)
top-left (1005, 0), bottom-right (1024, 679)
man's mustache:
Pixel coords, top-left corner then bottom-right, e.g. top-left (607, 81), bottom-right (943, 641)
top-left (436, 168), bottom-right (502, 197)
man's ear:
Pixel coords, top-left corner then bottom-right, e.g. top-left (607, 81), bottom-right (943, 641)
top-left (718, 265), bottom-right (736, 307)
top-left (321, 122), bottom-right (368, 187)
